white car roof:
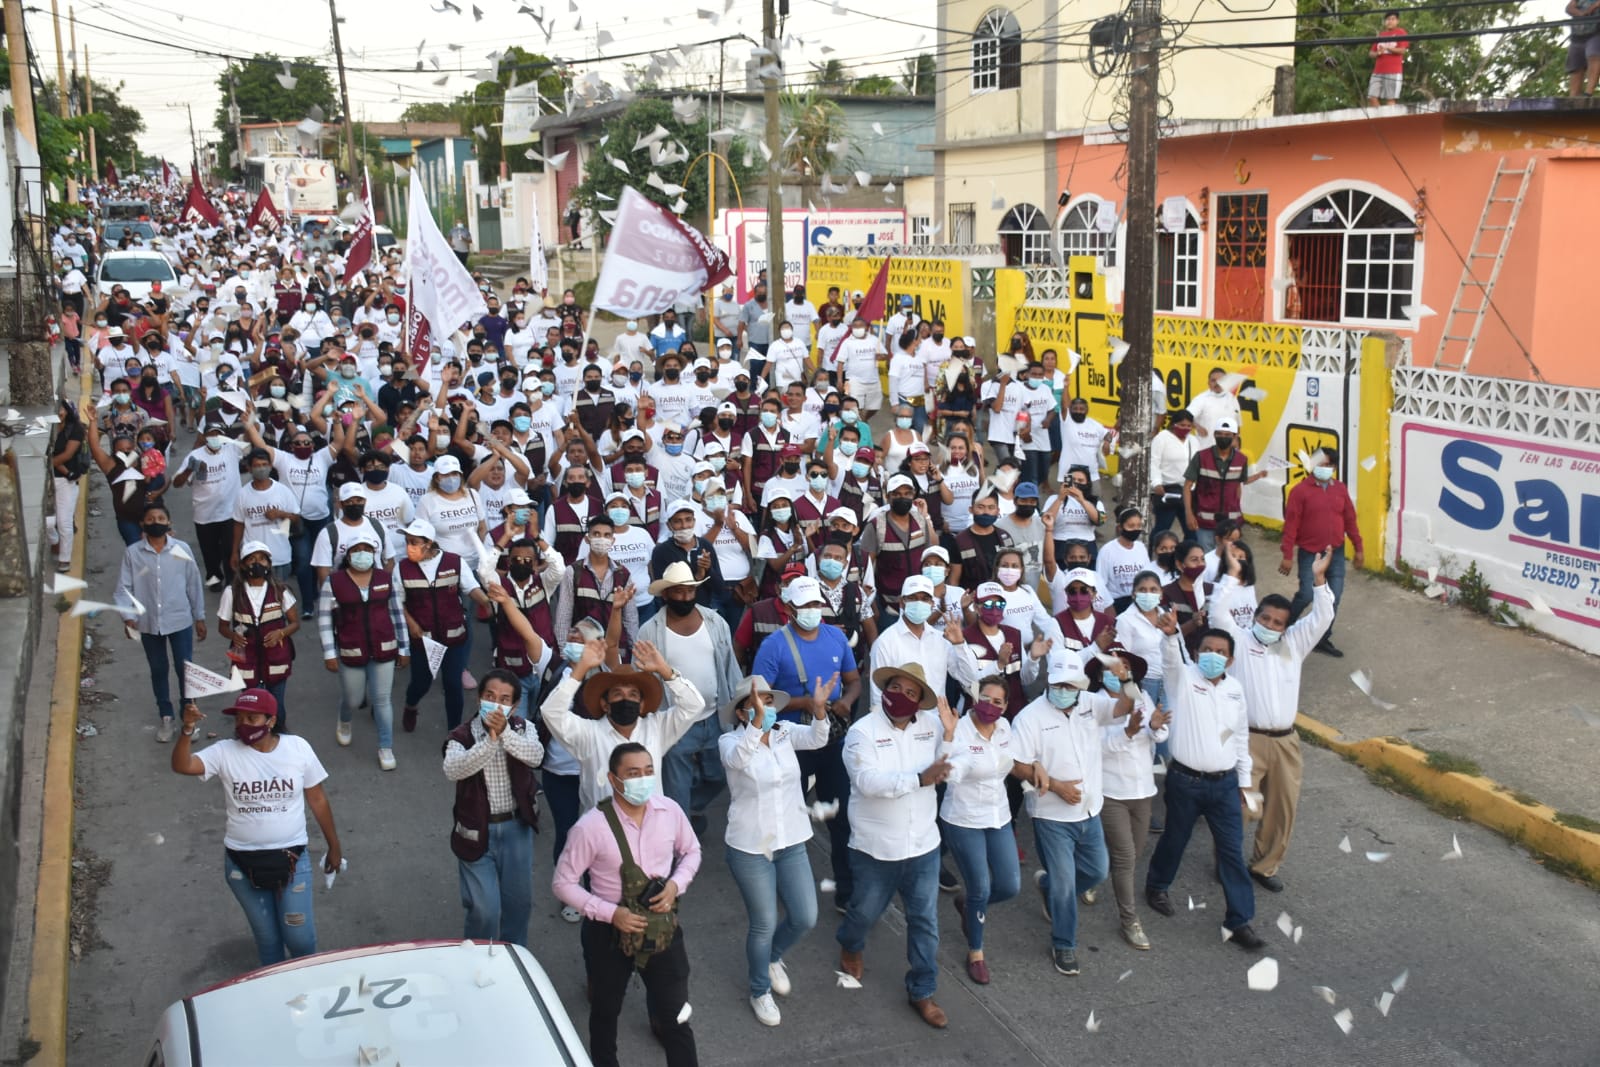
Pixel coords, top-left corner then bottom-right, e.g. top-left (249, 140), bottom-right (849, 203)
top-left (163, 941), bottom-right (588, 1066)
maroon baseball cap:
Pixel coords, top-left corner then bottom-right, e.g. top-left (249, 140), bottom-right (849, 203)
top-left (223, 688), bottom-right (280, 717)
top-left (779, 443), bottom-right (803, 458)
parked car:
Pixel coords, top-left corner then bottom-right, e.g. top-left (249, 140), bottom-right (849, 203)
top-left (95, 249), bottom-right (178, 302)
top-left (100, 220), bottom-right (157, 250)
top-left (143, 940), bottom-right (591, 1067)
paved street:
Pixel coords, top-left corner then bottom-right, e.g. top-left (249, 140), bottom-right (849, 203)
top-left (65, 472), bottom-right (1600, 1066)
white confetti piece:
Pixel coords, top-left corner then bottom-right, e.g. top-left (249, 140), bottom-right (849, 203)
top-left (1349, 669), bottom-right (1396, 710)
top-left (1187, 895), bottom-right (1205, 911)
top-left (286, 993), bottom-right (308, 1013)
top-left (1118, 969), bottom-right (1133, 982)
top-left (677, 1002), bottom-right (691, 1024)
top-left (1108, 338), bottom-right (1130, 366)
top-left (1361, 455), bottom-right (1378, 472)
top-left (1275, 912), bottom-right (1294, 938)
top-left (1333, 1008), bottom-right (1354, 1035)
top-left (1365, 851), bottom-right (1391, 863)
top-left (819, 878), bottom-right (836, 893)
top-left (1442, 834), bottom-right (1462, 860)
top-left (1246, 957), bottom-right (1279, 992)
top-left (1390, 969), bottom-right (1409, 993)
top-left (1402, 303), bottom-right (1436, 321)
top-left (1085, 1010), bottom-right (1101, 1033)
top-left (1375, 991), bottom-right (1395, 1017)
top-left (1527, 592), bottom-right (1552, 615)
top-left (1293, 926), bottom-right (1303, 944)
top-left (1243, 789), bottom-right (1262, 814)
top-left (474, 968), bottom-right (495, 988)
top-left (809, 799), bottom-right (840, 822)
top-left (50, 574), bottom-right (88, 594)
top-left (1313, 985), bottom-right (1337, 1005)
top-left (1239, 387), bottom-right (1268, 402)
top-left (147, 832), bottom-right (164, 845)
top-left (835, 971), bottom-right (862, 989)
top-left (1220, 925), bottom-right (1234, 942)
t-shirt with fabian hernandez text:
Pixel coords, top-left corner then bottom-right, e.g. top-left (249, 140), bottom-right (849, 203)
top-left (198, 734), bottom-right (329, 850)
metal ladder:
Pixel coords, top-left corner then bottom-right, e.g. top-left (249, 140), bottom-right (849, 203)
top-left (1433, 158), bottom-right (1534, 372)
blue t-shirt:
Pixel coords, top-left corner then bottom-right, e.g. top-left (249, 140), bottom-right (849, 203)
top-left (751, 622), bottom-right (851, 719)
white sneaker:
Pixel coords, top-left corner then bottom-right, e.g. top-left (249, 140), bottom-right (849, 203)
top-left (768, 960), bottom-right (792, 997)
top-left (378, 748), bottom-right (396, 771)
top-left (156, 717), bottom-right (175, 743)
top-left (749, 993), bottom-right (781, 1027)
top-left (336, 722), bottom-right (352, 746)
top-left (560, 905), bottom-right (581, 924)
top-left (205, 574), bottom-right (221, 590)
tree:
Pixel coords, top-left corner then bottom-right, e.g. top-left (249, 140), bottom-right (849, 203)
top-left (571, 97), bottom-right (757, 239)
top-left (459, 46), bottom-right (571, 176)
top-left (850, 74), bottom-right (900, 96)
top-left (902, 53), bottom-right (936, 96)
top-left (214, 55), bottom-right (338, 172)
top-left (810, 58), bottom-right (853, 92)
top-left (39, 77), bottom-right (145, 165)
top-left (399, 101), bottom-right (460, 123)
top-left (1294, 2), bottom-right (1565, 111)
top-left (779, 91), bottom-right (861, 201)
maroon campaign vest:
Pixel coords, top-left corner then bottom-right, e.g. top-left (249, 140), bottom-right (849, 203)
top-left (229, 581), bottom-right (294, 685)
top-left (963, 622), bottom-right (1026, 716)
top-left (871, 511), bottom-right (930, 608)
top-left (550, 496), bottom-right (590, 564)
top-left (398, 551), bottom-right (468, 646)
top-left (1192, 447), bottom-right (1247, 529)
top-left (747, 426), bottom-right (789, 496)
top-left (493, 573), bottom-right (554, 676)
top-left (1053, 608), bottom-right (1117, 655)
top-left (444, 720), bottom-right (540, 862)
top-left (329, 569), bottom-right (400, 666)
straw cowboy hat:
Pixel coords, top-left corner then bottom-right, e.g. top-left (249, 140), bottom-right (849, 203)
top-left (717, 673), bottom-right (791, 729)
top-left (579, 666), bottom-right (665, 718)
top-left (869, 661), bottom-right (938, 710)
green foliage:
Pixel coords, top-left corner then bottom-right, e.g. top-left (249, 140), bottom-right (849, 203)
top-left (1423, 749), bottom-right (1484, 777)
top-left (214, 56), bottom-right (338, 174)
top-left (571, 97), bottom-right (757, 238)
top-left (1294, 2), bottom-right (1566, 112)
top-left (1554, 811), bottom-right (1600, 834)
top-left (780, 92), bottom-right (860, 195)
top-left (902, 54), bottom-right (936, 95)
top-left (461, 47), bottom-right (571, 176)
top-left (39, 78), bottom-right (145, 166)
top-left (399, 102), bottom-right (460, 123)
top-left (810, 59), bottom-right (852, 92)
top-left (36, 110), bottom-right (107, 195)
top-left (1455, 561), bottom-right (1495, 615)
top-left (850, 74), bottom-right (900, 96)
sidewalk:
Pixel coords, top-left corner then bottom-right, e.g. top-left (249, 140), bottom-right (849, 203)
top-left (1240, 527), bottom-right (1600, 824)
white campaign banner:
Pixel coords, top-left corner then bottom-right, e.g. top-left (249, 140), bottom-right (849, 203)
top-left (1390, 416), bottom-right (1600, 654)
top-left (406, 169), bottom-right (488, 345)
top-left (528, 194), bottom-right (549, 294)
top-left (591, 187), bottom-right (732, 317)
top-left (421, 636), bottom-right (449, 678)
top-left (502, 83), bottom-right (541, 146)
top-left (183, 660), bottom-right (247, 699)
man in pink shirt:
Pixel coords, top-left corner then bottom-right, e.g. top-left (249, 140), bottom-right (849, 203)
top-left (554, 742), bottom-right (702, 1067)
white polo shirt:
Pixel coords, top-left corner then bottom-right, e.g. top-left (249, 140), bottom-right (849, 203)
top-left (1010, 689), bottom-right (1124, 823)
top-left (940, 714), bottom-right (1018, 830)
top-left (843, 707), bottom-right (945, 861)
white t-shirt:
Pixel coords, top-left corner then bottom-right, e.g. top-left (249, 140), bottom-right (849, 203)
top-left (233, 480), bottom-right (299, 565)
top-left (217, 583), bottom-right (299, 622)
top-left (198, 735), bottom-right (328, 850)
top-left (837, 334), bottom-right (884, 386)
top-left (664, 621), bottom-right (719, 710)
top-left (1095, 537), bottom-right (1152, 600)
top-left (310, 517), bottom-right (393, 570)
top-left (784, 300), bottom-right (818, 340)
top-left (1059, 416), bottom-right (1110, 477)
top-left (608, 525), bottom-right (657, 610)
top-left (417, 491), bottom-right (486, 564)
top-left (1046, 492), bottom-right (1098, 543)
top-left (704, 507), bottom-right (755, 581)
top-left (272, 447), bottom-right (335, 521)
top-left (179, 444), bottom-right (244, 526)
top-left (359, 482), bottom-right (415, 552)
top-left (942, 463), bottom-right (981, 533)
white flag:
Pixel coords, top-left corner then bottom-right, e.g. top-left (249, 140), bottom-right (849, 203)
top-left (406, 170), bottom-right (489, 346)
top-left (590, 186), bottom-right (732, 317)
top-left (422, 636), bottom-right (449, 677)
top-left (529, 202), bottom-right (549, 294)
top-left (183, 660), bottom-right (247, 699)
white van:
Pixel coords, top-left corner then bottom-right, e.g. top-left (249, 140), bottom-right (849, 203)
top-left (144, 940), bottom-right (591, 1066)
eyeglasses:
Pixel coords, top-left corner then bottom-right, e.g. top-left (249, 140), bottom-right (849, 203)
top-left (978, 599), bottom-right (1006, 610)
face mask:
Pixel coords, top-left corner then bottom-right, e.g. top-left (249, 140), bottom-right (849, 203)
top-left (608, 506), bottom-right (631, 526)
top-left (618, 773), bottom-right (656, 805)
top-left (566, 481), bottom-right (588, 498)
top-left (705, 494), bottom-right (728, 512)
top-left (996, 566), bottom-right (1022, 587)
top-left (508, 505), bottom-right (530, 526)
top-left (672, 527), bottom-right (697, 545)
top-left (1252, 622), bottom-right (1283, 646)
top-left (882, 689), bottom-right (919, 720)
top-left (251, 465), bottom-right (272, 482)
top-left (235, 721), bottom-right (272, 745)
top-left (438, 474), bottom-right (462, 494)
top-left (818, 557), bottom-right (846, 581)
top-left (973, 512), bottom-right (998, 528)
top-left (477, 699), bottom-right (507, 723)
top-left (663, 368), bottom-right (680, 382)
top-left (588, 536), bottom-right (613, 557)
top-left (665, 597), bottom-right (697, 618)
top-left (1067, 591), bottom-right (1095, 613)
top-left (760, 411), bottom-right (778, 429)
top-left (540, 382), bottom-right (556, 396)
top-left (624, 471), bottom-right (646, 490)
top-left (822, 403), bottom-right (841, 418)
top-left (387, 313), bottom-right (400, 324)
top-left (851, 462), bottom-right (870, 479)
top-left (664, 442), bottom-right (684, 456)
top-left (1102, 675), bottom-right (1123, 694)
top-left (1026, 378), bottom-right (1043, 390)
top-left (1214, 435), bottom-right (1235, 451)
top-left (852, 327), bottom-right (867, 338)
top-left (349, 549), bottom-right (375, 571)
top-left (793, 607), bottom-right (823, 630)
top-left (901, 600), bottom-right (934, 626)
top-left (1133, 591), bottom-right (1163, 613)
top-left (291, 444), bottom-right (314, 461)
top-left (1171, 426), bottom-right (1191, 440)
top-left (920, 565), bottom-right (947, 586)
top-left (889, 497), bottom-right (914, 516)
top-left (244, 561), bottom-right (271, 580)
top-left (1047, 686), bottom-right (1080, 710)
top-left (562, 641), bottom-right (586, 663)
top-left (113, 393), bottom-right (131, 406)
top-left (973, 700), bottom-right (1006, 724)
top-left (895, 416), bottom-right (913, 430)
top-left (841, 409), bottom-right (860, 425)
top-left (1198, 651), bottom-right (1229, 680)
top-left (978, 605), bottom-right (1005, 627)
top-left (209, 341), bottom-right (225, 355)
top-left (436, 434), bottom-right (452, 450)
top-left (630, 371), bottom-right (643, 384)
top-left (1120, 526), bottom-right (1142, 542)
top-left (780, 327), bottom-right (793, 340)
top-left (769, 506), bottom-right (792, 524)
top-left (781, 461), bottom-right (800, 476)
top-left (607, 699), bottom-right (641, 727)
top-left (1014, 504), bottom-right (1037, 520)
top-left (342, 503), bottom-right (365, 521)
top-left (205, 434), bottom-right (225, 452)
top-left (613, 373), bottom-right (629, 387)
top-left (142, 522), bottom-right (170, 538)
top-left (1313, 466), bottom-right (1334, 482)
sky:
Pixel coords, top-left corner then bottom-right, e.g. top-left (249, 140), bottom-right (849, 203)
top-left (22, 0), bottom-right (1575, 163)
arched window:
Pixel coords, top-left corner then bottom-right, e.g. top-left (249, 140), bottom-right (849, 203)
top-left (1283, 187), bottom-right (1416, 325)
top-left (1157, 204), bottom-right (1201, 314)
top-left (972, 9), bottom-right (1022, 93)
top-left (1058, 196), bottom-right (1118, 268)
top-left (998, 203), bottom-right (1051, 266)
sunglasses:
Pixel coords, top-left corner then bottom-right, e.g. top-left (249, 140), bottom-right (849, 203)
top-left (978, 599), bottom-right (1006, 610)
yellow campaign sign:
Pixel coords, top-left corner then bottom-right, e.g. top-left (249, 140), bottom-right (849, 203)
top-left (806, 254), bottom-right (862, 297)
top-left (806, 254), bottom-right (967, 338)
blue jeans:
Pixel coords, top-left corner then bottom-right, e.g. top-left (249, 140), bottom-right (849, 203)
top-left (836, 847), bottom-right (939, 1001)
top-left (908, 403), bottom-right (929, 432)
top-left (726, 843), bottom-right (818, 997)
top-left (939, 821), bottom-right (1021, 952)
top-left (458, 817), bottom-right (536, 947)
top-left (797, 742), bottom-right (853, 904)
top-left (662, 716), bottom-right (726, 819)
top-left (290, 515), bottom-right (330, 612)
top-left (262, 679), bottom-right (289, 733)
top-left (225, 848), bottom-right (316, 966)
top-left (1145, 766), bottom-right (1255, 932)
top-left (1019, 449), bottom-right (1051, 489)
top-left (116, 518), bottom-right (142, 546)
top-left (1289, 545), bottom-right (1346, 637)
top-left (405, 639), bottom-right (469, 728)
top-left (141, 627), bottom-right (194, 720)
top-left (1195, 527), bottom-right (1217, 551)
top-left (1033, 815), bottom-right (1110, 951)
top-left (338, 660), bottom-right (395, 748)
top-left (542, 771), bottom-right (580, 865)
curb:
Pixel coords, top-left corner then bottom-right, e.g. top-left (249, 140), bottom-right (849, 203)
top-left (1296, 713), bottom-right (1600, 881)
top-left (25, 365), bottom-right (93, 1066)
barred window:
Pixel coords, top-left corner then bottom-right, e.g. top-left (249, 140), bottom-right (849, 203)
top-left (972, 9), bottom-right (1022, 93)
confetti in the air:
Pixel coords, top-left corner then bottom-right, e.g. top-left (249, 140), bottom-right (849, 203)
top-left (1333, 1008), bottom-right (1354, 1035)
top-left (1246, 957), bottom-right (1279, 992)
top-left (1390, 969), bottom-right (1409, 993)
top-left (1375, 991), bottom-right (1395, 1017)
top-left (1085, 1010), bottom-right (1101, 1033)
top-left (1442, 834), bottom-right (1463, 860)
top-left (1338, 835), bottom-right (1352, 853)
top-left (1365, 851), bottom-right (1391, 863)
top-left (1313, 985), bottom-right (1337, 1005)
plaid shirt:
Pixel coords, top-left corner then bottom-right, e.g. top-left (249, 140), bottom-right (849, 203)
top-left (442, 716), bottom-right (544, 814)
top-left (316, 576), bottom-right (412, 661)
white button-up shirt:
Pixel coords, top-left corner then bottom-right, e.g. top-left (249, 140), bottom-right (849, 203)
top-left (1159, 632), bottom-right (1252, 784)
top-left (844, 708), bottom-right (945, 861)
top-left (540, 672), bottom-right (710, 809)
top-left (940, 715), bottom-right (1019, 830)
top-left (868, 620), bottom-right (978, 713)
top-left (719, 716), bottom-right (832, 855)
top-left (1150, 427), bottom-right (1198, 486)
top-left (1211, 577), bottom-right (1334, 732)
top-left (1101, 688), bottom-right (1168, 801)
top-left (1011, 691), bottom-right (1123, 823)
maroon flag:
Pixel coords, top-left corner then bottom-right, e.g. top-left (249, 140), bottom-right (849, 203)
top-left (105, 159), bottom-right (119, 185)
top-left (404, 300), bottom-right (432, 375)
top-left (181, 164), bottom-right (221, 226)
top-left (160, 159), bottom-right (174, 188)
top-left (342, 168), bottom-right (376, 286)
top-left (246, 187), bottom-right (282, 231)
top-left (591, 187), bottom-right (732, 316)
top-left (828, 255), bottom-right (892, 367)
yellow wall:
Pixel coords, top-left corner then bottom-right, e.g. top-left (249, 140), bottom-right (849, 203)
top-left (807, 254), bottom-right (970, 339)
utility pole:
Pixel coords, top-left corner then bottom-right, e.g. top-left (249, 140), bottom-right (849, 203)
top-left (49, 0), bottom-right (77, 201)
top-left (762, 0), bottom-right (786, 329)
top-left (226, 69), bottom-right (243, 176)
top-left (1116, 0), bottom-right (1162, 513)
top-left (327, 0), bottom-right (360, 183)
top-left (4, 0), bottom-right (38, 152)
top-left (83, 45), bottom-right (97, 177)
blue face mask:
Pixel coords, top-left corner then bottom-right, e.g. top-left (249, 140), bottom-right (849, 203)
top-left (1198, 651), bottom-right (1229, 680)
top-left (348, 550), bottom-right (375, 571)
top-left (1102, 674), bottom-right (1123, 694)
top-left (1026, 378), bottom-right (1043, 389)
top-left (562, 641), bottom-right (586, 663)
top-left (1251, 622), bottom-right (1283, 646)
top-left (922, 565), bottom-right (947, 585)
top-left (512, 415), bottom-right (532, 433)
top-left (760, 411), bottom-right (778, 428)
top-left (901, 600), bottom-right (933, 626)
top-left (513, 508), bottom-right (531, 526)
top-left (1134, 591), bottom-right (1163, 612)
top-left (540, 381), bottom-right (555, 396)
top-left (1313, 466), bottom-right (1334, 482)
top-left (1047, 686), bottom-right (1080, 710)
top-left (478, 699), bottom-right (505, 721)
top-left (793, 607), bottom-right (823, 630)
top-left (692, 478), bottom-right (708, 494)
top-left (438, 474), bottom-right (462, 494)
top-left (618, 773), bottom-right (657, 805)
top-left (608, 506), bottom-right (631, 526)
top-left (755, 702), bottom-right (777, 732)
top-left (818, 557), bottom-right (846, 581)
top-left (851, 461), bottom-right (870, 478)
top-left (895, 416), bottom-right (913, 430)
top-left (665, 442), bottom-right (684, 456)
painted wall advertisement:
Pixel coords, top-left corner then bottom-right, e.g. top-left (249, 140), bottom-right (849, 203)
top-left (719, 208), bottom-right (906, 301)
top-left (1391, 417), bottom-right (1600, 654)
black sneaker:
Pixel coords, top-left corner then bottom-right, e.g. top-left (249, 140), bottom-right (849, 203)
top-left (1145, 888), bottom-right (1175, 917)
top-left (1052, 947), bottom-right (1079, 976)
top-left (1229, 924), bottom-right (1266, 950)
top-left (938, 865), bottom-right (959, 893)
top-left (1250, 870), bottom-right (1285, 893)
top-left (1314, 637), bottom-right (1344, 658)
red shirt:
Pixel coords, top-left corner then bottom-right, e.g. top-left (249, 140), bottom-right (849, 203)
top-left (1371, 27), bottom-right (1408, 75)
top-left (1281, 477), bottom-right (1362, 560)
